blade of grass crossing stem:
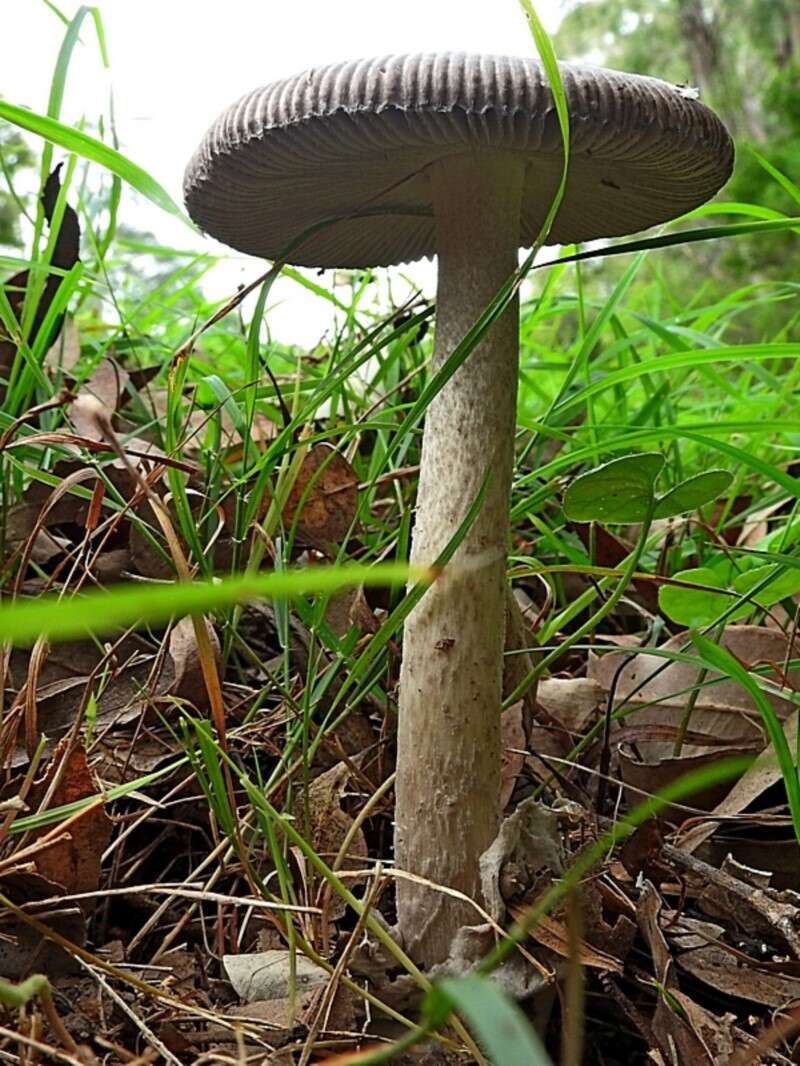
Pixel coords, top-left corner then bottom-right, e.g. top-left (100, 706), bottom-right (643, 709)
top-left (259, 474), bottom-right (491, 796)
top-left (0, 102), bottom-right (187, 222)
top-left (0, 562), bottom-right (431, 646)
top-left (518, 0), bottom-right (570, 245)
top-left (388, 3), bottom-right (571, 467)
top-left (690, 633), bottom-right (800, 843)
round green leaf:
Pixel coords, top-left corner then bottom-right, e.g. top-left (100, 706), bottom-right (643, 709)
top-left (733, 565), bottom-right (800, 607)
top-left (658, 567), bottom-right (745, 627)
top-left (653, 469), bottom-right (733, 519)
top-left (563, 452), bottom-right (664, 523)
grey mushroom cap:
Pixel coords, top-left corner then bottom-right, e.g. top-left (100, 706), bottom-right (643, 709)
top-left (184, 52), bottom-right (734, 269)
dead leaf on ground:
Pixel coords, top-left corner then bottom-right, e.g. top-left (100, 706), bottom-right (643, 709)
top-left (323, 584), bottom-right (379, 639)
top-left (536, 676), bottom-right (603, 736)
top-left (678, 714), bottom-right (798, 858)
top-left (282, 443), bottom-right (359, 552)
top-left (0, 869), bottom-right (86, 978)
top-left (291, 762), bottom-right (368, 921)
top-left (589, 625), bottom-right (799, 722)
top-left (664, 844), bottom-right (800, 959)
top-left (3, 634), bottom-right (159, 767)
top-left (678, 944), bottom-right (800, 1008)
top-left (156, 615), bottom-right (220, 711)
top-left (30, 738), bottom-right (113, 897)
top-left (589, 625), bottom-right (799, 814)
top-left (522, 910), bottom-right (625, 974)
top-left (67, 358), bottom-right (130, 440)
top-left (636, 879), bottom-right (719, 1063)
top-left (479, 798), bottom-right (564, 923)
top-left (44, 315), bottom-right (81, 373)
top-left (223, 949), bottom-right (329, 1004)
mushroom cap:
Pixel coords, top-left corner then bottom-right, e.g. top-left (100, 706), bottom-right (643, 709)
top-left (184, 52), bottom-right (733, 269)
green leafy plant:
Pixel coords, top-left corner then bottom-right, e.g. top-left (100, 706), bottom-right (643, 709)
top-left (563, 451), bottom-right (732, 523)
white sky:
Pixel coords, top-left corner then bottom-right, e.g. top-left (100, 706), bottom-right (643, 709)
top-left (6, 0), bottom-right (564, 344)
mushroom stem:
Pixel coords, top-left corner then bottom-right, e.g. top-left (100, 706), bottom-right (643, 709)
top-left (395, 152), bottom-right (525, 966)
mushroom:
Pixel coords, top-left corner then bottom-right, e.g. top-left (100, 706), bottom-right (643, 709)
top-left (184, 53), bottom-right (733, 967)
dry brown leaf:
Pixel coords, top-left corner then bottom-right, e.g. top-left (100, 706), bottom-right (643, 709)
top-left (500, 699), bottom-right (527, 809)
top-left (31, 740), bottom-right (113, 896)
top-left (5, 634), bottom-right (158, 766)
top-left (678, 714), bottom-right (799, 856)
top-left (156, 615), bottom-right (220, 711)
top-left (67, 358), bottom-right (130, 440)
top-left (223, 949), bottom-right (329, 1003)
top-left (43, 314), bottom-right (81, 373)
top-left (323, 584), bottom-right (379, 639)
top-left (292, 763), bottom-right (367, 920)
top-left (664, 844), bottom-right (800, 958)
top-left (703, 830), bottom-right (800, 891)
top-left (0, 869), bottom-right (86, 978)
top-left (522, 910), bottom-right (625, 973)
top-left (637, 880), bottom-right (715, 1063)
top-left (536, 676), bottom-right (602, 735)
top-left (589, 626), bottom-right (799, 814)
top-left (589, 625), bottom-right (798, 721)
top-left (283, 443), bottom-right (358, 551)
top-left (679, 944), bottom-right (800, 1007)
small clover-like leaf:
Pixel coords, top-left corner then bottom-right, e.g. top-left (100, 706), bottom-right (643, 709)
top-left (654, 470), bottom-right (733, 519)
top-left (659, 561), bottom-right (800, 627)
top-left (563, 452), bottom-right (664, 523)
top-left (658, 567), bottom-right (744, 627)
top-left (733, 565), bottom-right (800, 607)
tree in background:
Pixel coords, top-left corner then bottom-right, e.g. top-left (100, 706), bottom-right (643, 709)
top-left (553, 0), bottom-right (799, 331)
top-left (0, 127), bottom-right (34, 248)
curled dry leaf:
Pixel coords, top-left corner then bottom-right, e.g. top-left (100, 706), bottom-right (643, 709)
top-left (292, 762), bottom-right (368, 920)
top-left (678, 714), bottom-right (799, 861)
top-left (589, 625), bottom-right (798, 721)
top-left (67, 358), bottom-right (130, 440)
top-left (479, 797), bottom-right (564, 923)
top-left (282, 442), bottom-right (359, 552)
top-left (589, 625), bottom-right (799, 813)
top-left (157, 615), bottom-right (220, 711)
top-left (521, 910), bottom-right (625, 974)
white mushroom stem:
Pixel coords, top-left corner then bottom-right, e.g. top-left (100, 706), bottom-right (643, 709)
top-left (395, 152), bottom-right (526, 967)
